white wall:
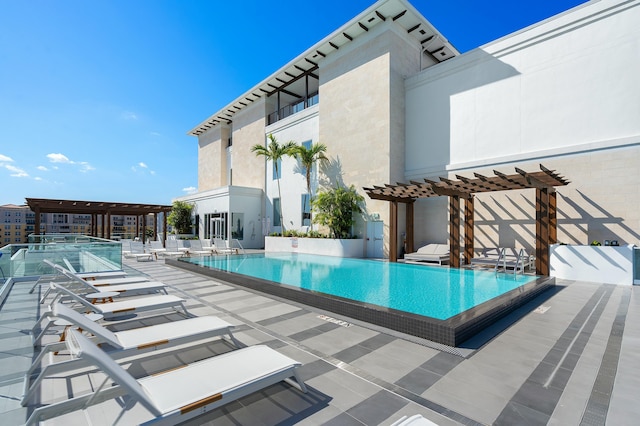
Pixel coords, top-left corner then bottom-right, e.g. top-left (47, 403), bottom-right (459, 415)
top-left (406, 0), bottom-right (640, 177)
top-left (550, 244), bottom-right (636, 285)
top-left (405, 0), bottom-right (640, 249)
top-left (174, 186), bottom-right (264, 249)
top-left (264, 105), bottom-right (320, 233)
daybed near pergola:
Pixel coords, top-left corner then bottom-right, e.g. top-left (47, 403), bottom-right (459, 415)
top-left (25, 198), bottom-right (173, 245)
top-left (363, 165), bottom-right (570, 275)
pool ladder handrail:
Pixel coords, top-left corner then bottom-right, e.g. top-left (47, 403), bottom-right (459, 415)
top-left (494, 248), bottom-right (527, 275)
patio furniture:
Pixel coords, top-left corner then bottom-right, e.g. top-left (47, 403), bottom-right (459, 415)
top-left (25, 329), bottom-right (307, 426)
top-left (214, 238), bottom-right (238, 255)
top-left (404, 243), bottom-right (450, 264)
top-left (470, 247), bottom-right (532, 274)
top-left (43, 282), bottom-right (189, 321)
top-left (23, 303), bottom-right (238, 405)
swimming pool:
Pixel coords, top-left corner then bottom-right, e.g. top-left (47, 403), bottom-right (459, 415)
top-left (170, 253), bottom-right (554, 346)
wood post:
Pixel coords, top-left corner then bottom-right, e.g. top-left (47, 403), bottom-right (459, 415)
top-left (549, 191), bottom-right (557, 244)
top-left (464, 197), bottom-right (474, 265)
top-left (406, 201), bottom-right (414, 255)
top-left (536, 188), bottom-right (550, 275)
top-left (34, 207), bottom-right (41, 236)
top-left (449, 196), bottom-right (460, 267)
top-left (390, 201), bottom-right (398, 262)
top-left (163, 213), bottom-right (167, 247)
top-left (142, 215), bottom-right (147, 244)
top-left (106, 211), bottom-right (111, 240)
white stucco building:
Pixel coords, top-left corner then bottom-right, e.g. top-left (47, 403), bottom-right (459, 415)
top-left (178, 0), bottom-right (640, 259)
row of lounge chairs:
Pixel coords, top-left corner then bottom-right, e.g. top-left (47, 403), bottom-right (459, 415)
top-left (24, 260), bottom-right (307, 425)
top-left (123, 238), bottom-right (239, 261)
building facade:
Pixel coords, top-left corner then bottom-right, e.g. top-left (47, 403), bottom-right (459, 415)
top-left (0, 204), bottom-right (157, 247)
top-left (180, 0), bottom-right (640, 257)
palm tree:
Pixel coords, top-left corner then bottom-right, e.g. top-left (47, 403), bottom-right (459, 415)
top-left (251, 134), bottom-right (297, 233)
top-left (295, 143), bottom-right (327, 230)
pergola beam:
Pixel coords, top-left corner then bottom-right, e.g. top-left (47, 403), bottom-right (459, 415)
top-left (364, 164), bottom-right (568, 276)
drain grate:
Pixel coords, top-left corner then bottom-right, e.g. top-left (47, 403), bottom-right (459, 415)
top-left (318, 314), bottom-right (352, 327)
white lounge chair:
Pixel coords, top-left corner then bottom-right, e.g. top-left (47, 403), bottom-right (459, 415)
top-left (470, 247), bottom-right (533, 274)
top-left (214, 238), bottom-right (237, 255)
top-left (404, 243), bottom-right (450, 264)
top-left (148, 240), bottom-right (167, 259)
top-left (45, 259), bottom-right (154, 285)
top-left (30, 259), bottom-right (130, 294)
top-left (188, 239), bottom-right (216, 256)
top-left (26, 329), bottom-right (307, 426)
top-left (124, 241), bottom-right (154, 262)
top-left (52, 265), bottom-right (167, 296)
top-left (158, 240), bottom-right (187, 258)
top-left (44, 282), bottom-right (189, 320)
top-left (23, 303), bottom-right (239, 405)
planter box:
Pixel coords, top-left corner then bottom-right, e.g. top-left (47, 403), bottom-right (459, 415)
top-left (550, 244), bottom-right (636, 285)
top-left (265, 236), bottom-right (364, 258)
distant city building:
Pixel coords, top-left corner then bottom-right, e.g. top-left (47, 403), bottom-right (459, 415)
top-left (0, 204), bottom-right (157, 247)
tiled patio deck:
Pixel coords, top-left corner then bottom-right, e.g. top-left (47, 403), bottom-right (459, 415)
top-left (1, 256), bottom-right (638, 425)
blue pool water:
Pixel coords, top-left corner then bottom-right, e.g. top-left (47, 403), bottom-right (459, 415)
top-left (183, 253), bottom-right (538, 320)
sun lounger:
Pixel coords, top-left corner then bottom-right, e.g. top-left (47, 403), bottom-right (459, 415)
top-left (404, 243), bottom-right (449, 264)
top-left (30, 259), bottom-right (130, 294)
top-left (124, 241), bottom-right (155, 262)
top-left (26, 329), bottom-right (307, 426)
top-left (23, 303), bottom-right (239, 405)
top-left (188, 239), bottom-right (216, 256)
top-left (54, 265), bottom-right (167, 294)
top-left (214, 238), bottom-right (238, 255)
top-left (158, 240), bottom-right (187, 258)
top-left (44, 282), bottom-right (188, 320)
top-left (46, 259), bottom-right (154, 284)
top-left (470, 247), bottom-right (533, 273)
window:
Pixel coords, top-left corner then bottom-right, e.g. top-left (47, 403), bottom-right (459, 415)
top-left (301, 194), bottom-right (311, 226)
top-left (272, 159), bottom-right (281, 180)
top-left (273, 198), bottom-right (281, 227)
top-left (300, 140), bottom-right (312, 176)
top-left (231, 213), bottom-right (244, 240)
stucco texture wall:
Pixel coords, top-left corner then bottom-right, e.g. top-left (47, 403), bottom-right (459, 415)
top-left (198, 126), bottom-right (225, 191)
top-left (230, 101), bottom-right (266, 189)
top-left (319, 25), bottom-right (420, 251)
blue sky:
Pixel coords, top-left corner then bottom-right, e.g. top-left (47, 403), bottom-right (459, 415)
top-left (0, 0), bottom-right (587, 206)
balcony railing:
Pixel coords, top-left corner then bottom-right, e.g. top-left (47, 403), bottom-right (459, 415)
top-left (267, 93), bottom-right (319, 125)
top-left (1, 234), bottom-right (123, 279)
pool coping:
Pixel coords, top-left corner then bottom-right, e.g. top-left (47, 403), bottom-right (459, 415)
top-left (167, 257), bottom-right (555, 346)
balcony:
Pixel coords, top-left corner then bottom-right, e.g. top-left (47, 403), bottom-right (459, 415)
top-left (267, 93), bottom-right (318, 125)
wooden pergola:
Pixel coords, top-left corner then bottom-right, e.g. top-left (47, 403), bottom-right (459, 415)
top-left (25, 198), bottom-right (173, 245)
top-left (363, 164), bottom-right (570, 275)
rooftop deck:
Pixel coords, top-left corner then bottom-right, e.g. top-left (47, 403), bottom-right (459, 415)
top-left (2, 256), bottom-right (638, 425)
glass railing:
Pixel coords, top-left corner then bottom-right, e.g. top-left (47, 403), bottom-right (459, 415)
top-left (267, 93), bottom-right (319, 125)
top-left (0, 234), bottom-right (123, 279)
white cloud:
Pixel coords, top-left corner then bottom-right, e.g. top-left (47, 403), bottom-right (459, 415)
top-left (182, 186), bottom-right (197, 195)
top-left (46, 153), bottom-right (94, 172)
top-left (34, 176), bottom-right (43, 181)
top-left (37, 165), bottom-right (49, 171)
top-left (0, 154), bottom-right (14, 163)
top-left (47, 153), bottom-right (73, 163)
top-left (150, 170), bottom-right (156, 175)
top-left (138, 162), bottom-right (148, 168)
top-left (78, 162), bottom-right (95, 172)
top-left (121, 111), bottom-right (138, 120)
top-left (5, 164), bottom-right (28, 177)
